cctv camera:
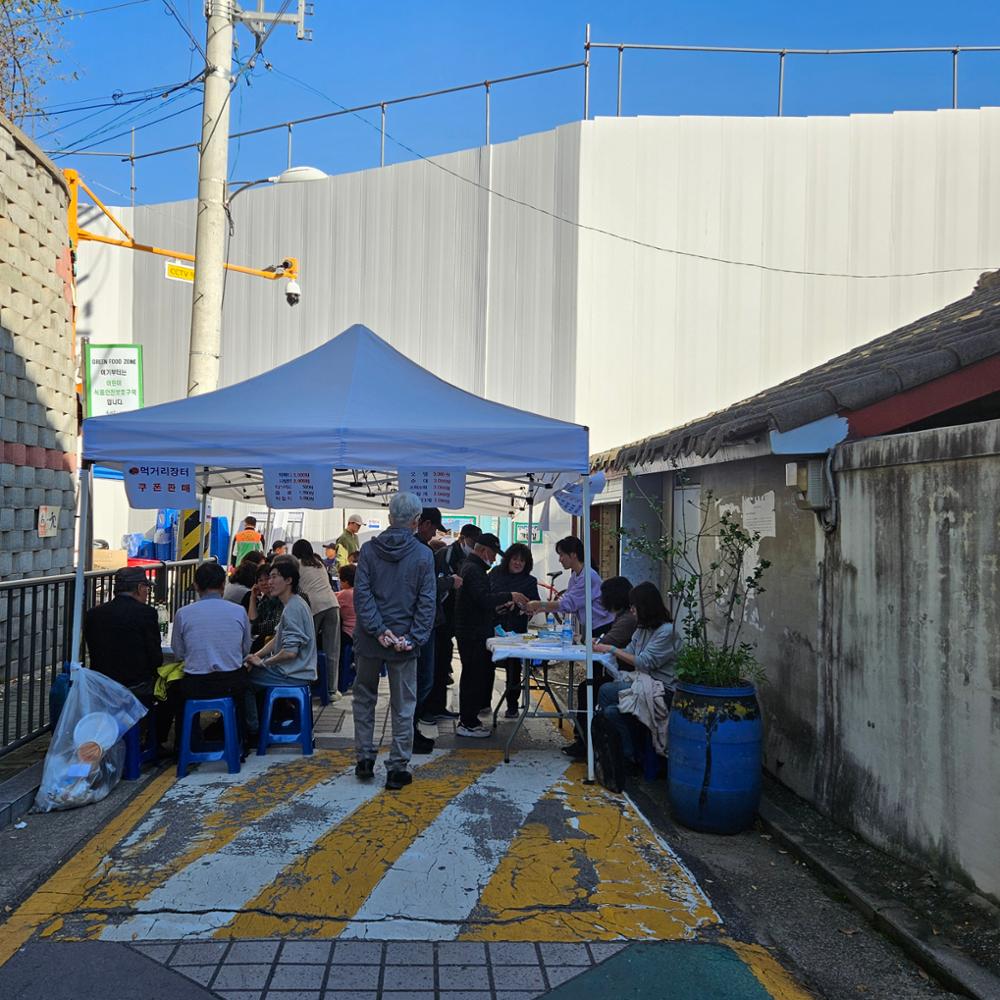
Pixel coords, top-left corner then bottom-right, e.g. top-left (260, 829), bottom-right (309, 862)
top-left (285, 279), bottom-right (301, 306)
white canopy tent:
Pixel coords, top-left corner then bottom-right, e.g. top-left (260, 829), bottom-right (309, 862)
top-left (73, 324), bottom-right (599, 778)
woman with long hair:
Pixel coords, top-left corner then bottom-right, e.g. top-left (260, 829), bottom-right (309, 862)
top-left (489, 542), bottom-right (540, 718)
top-left (593, 581), bottom-right (680, 763)
top-left (244, 555), bottom-right (318, 734)
top-left (291, 539), bottom-right (342, 701)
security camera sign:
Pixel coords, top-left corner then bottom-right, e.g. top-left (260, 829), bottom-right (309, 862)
top-left (165, 259), bottom-right (195, 283)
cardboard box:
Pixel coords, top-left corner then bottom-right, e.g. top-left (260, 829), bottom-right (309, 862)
top-left (91, 548), bottom-right (128, 571)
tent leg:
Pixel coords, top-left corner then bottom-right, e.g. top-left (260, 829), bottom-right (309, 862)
top-left (581, 473), bottom-right (595, 784)
top-left (197, 467), bottom-right (209, 560)
top-left (68, 464), bottom-right (92, 671)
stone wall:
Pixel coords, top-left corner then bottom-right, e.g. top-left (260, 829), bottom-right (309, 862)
top-left (0, 113), bottom-right (76, 581)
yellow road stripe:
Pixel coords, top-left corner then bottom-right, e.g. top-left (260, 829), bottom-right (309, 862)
top-left (726, 939), bottom-right (815, 999)
top-left (463, 762), bottom-right (717, 942)
top-left (0, 770), bottom-right (175, 966)
top-left (64, 753), bottom-right (350, 939)
top-left (223, 750), bottom-right (500, 938)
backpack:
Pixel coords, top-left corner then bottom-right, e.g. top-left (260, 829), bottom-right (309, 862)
top-left (591, 713), bottom-right (626, 794)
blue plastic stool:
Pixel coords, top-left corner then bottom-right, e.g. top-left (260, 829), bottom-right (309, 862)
top-left (257, 685), bottom-right (314, 756)
top-left (177, 697), bottom-right (241, 778)
top-left (123, 703), bottom-right (160, 780)
top-left (311, 652), bottom-right (330, 706)
top-left (639, 727), bottom-right (665, 780)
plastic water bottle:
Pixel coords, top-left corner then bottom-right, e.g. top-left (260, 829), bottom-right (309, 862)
top-left (546, 612), bottom-right (556, 633)
top-left (561, 623), bottom-right (573, 648)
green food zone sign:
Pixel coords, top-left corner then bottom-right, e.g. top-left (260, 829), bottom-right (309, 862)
top-left (84, 343), bottom-right (144, 417)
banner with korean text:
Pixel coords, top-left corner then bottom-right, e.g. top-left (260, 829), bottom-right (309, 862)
top-left (124, 463), bottom-right (196, 508)
top-left (263, 466), bottom-right (334, 509)
top-left (397, 468), bottom-right (466, 509)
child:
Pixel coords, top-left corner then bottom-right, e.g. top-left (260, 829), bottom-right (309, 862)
top-left (336, 565), bottom-right (357, 691)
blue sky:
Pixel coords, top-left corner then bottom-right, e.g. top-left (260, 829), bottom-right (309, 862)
top-left (32, 1), bottom-right (1000, 205)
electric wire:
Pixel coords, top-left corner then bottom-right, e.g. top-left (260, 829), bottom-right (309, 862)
top-left (161, 0), bottom-right (206, 60)
top-left (266, 66), bottom-right (1000, 282)
top-left (12, 0), bottom-right (151, 25)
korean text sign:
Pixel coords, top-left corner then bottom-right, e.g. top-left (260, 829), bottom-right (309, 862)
top-left (397, 468), bottom-right (466, 509)
top-left (263, 467), bottom-right (334, 510)
top-left (124, 464), bottom-right (196, 508)
top-left (84, 344), bottom-right (143, 417)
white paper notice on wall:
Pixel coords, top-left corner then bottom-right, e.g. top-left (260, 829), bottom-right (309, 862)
top-left (263, 467), bottom-right (334, 510)
top-left (741, 492), bottom-right (776, 538)
top-left (397, 468), bottom-right (466, 509)
top-left (124, 463), bottom-right (197, 508)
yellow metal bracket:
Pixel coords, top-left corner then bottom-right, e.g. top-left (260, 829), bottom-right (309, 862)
top-left (63, 169), bottom-right (299, 282)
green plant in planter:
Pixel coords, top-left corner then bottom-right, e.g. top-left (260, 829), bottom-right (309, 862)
top-left (618, 485), bottom-right (770, 688)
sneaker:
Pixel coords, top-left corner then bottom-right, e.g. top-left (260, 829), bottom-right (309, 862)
top-left (385, 769), bottom-right (413, 791)
top-left (456, 723), bottom-right (492, 739)
top-left (355, 758), bottom-right (375, 781)
top-left (503, 708), bottom-right (520, 720)
top-left (412, 731), bottom-right (435, 754)
top-left (329, 691), bottom-right (343, 703)
top-left (561, 739), bottom-right (587, 760)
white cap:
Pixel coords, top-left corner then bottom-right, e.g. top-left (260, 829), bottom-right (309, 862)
top-left (348, 513), bottom-right (363, 525)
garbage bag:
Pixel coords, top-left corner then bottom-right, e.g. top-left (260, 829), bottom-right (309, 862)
top-left (34, 667), bottom-right (147, 813)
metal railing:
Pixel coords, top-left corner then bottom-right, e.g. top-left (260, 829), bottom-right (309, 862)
top-left (0, 558), bottom-right (202, 756)
top-left (585, 26), bottom-right (1000, 118)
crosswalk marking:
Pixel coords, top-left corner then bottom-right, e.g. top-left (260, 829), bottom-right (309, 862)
top-left (223, 749), bottom-right (502, 939)
top-left (341, 751), bottom-right (571, 940)
top-left (100, 751), bottom-right (447, 941)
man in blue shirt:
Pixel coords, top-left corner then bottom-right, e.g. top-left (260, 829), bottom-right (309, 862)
top-left (172, 561), bottom-right (252, 745)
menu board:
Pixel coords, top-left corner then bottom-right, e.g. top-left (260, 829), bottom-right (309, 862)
top-left (397, 468), bottom-right (465, 509)
top-left (263, 466), bottom-right (334, 510)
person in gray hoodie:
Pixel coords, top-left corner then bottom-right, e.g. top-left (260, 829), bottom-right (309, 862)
top-left (352, 492), bottom-right (436, 790)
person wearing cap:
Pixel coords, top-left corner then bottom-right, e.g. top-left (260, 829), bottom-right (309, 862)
top-left (336, 514), bottom-right (364, 568)
top-left (85, 566), bottom-right (174, 746)
top-left (454, 533), bottom-right (526, 738)
top-left (322, 541), bottom-right (339, 578)
top-left (411, 507), bottom-right (450, 753)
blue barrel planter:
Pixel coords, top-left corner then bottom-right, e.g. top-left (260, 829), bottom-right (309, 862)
top-left (668, 681), bottom-right (762, 834)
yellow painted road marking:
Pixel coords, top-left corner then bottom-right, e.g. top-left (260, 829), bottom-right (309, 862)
top-left (62, 752), bottom-right (348, 940)
top-left (726, 939), bottom-right (816, 999)
top-left (0, 770), bottom-right (175, 967)
top-left (464, 763), bottom-right (717, 942)
top-left (224, 750), bottom-right (500, 938)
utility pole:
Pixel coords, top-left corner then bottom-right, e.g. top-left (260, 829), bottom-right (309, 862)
top-left (187, 0), bottom-right (313, 397)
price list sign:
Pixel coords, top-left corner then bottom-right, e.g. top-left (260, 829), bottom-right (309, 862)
top-left (263, 466), bottom-right (334, 510)
top-left (397, 468), bottom-right (466, 509)
top-left (124, 463), bottom-right (196, 508)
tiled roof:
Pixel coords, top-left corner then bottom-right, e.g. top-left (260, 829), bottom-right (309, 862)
top-left (593, 271), bottom-right (1000, 473)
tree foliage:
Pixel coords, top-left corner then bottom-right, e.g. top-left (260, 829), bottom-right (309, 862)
top-left (0, 2), bottom-right (67, 125)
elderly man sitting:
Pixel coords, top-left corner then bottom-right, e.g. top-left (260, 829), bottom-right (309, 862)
top-left (352, 492), bottom-right (436, 791)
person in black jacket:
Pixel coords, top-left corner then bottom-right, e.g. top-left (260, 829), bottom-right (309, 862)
top-left (422, 523), bottom-right (481, 722)
top-left (489, 543), bottom-right (540, 718)
top-left (455, 533), bottom-right (527, 738)
top-left (84, 566), bottom-right (175, 745)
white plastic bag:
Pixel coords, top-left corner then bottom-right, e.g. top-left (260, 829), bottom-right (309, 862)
top-left (34, 667), bottom-right (147, 813)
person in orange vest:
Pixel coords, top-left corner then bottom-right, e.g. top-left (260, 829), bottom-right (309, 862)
top-left (233, 516), bottom-right (264, 565)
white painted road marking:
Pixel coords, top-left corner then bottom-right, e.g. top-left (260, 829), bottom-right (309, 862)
top-left (341, 750), bottom-right (571, 940)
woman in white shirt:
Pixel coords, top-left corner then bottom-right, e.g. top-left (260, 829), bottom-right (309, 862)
top-left (291, 540), bottom-right (341, 700)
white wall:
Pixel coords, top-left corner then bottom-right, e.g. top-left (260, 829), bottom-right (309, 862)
top-left (574, 109), bottom-right (1000, 452)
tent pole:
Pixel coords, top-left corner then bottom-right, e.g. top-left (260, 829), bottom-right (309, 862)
top-left (198, 467), bottom-right (210, 560)
top-left (581, 473), bottom-right (595, 784)
top-left (526, 473), bottom-right (534, 559)
top-left (69, 463), bottom-right (92, 670)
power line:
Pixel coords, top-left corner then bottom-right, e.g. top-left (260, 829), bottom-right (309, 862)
top-left (12, 0), bottom-right (151, 25)
top-left (51, 94), bottom-right (201, 154)
top-left (265, 67), bottom-right (999, 282)
top-left (161, 0), bottom-right (206, 60)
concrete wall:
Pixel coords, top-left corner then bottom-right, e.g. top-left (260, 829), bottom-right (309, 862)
top-left (629, 420), bottom-right (1000, 901)
top-left (822, 419), bottom-right (1000, 901)
top-left (0, 114), bottom-right (76, 580)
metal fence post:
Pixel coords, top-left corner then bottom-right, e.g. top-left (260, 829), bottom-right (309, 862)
top-left (617, 45), bottom-right (624, 116)
top-left (380, 103), bottom-right (386, 166)
top-left (584, 23), bottom-right (591, 120)
top-left (778, 50), bottom-right (786, 116)
top-left (129, 128), bottom-right (136, 207)
top-left (287, 123), bottom-right (294, 169)
top-left (952, 48), bottom-right (959, 108)
top-left (485, 81), bottom-right (491, 145)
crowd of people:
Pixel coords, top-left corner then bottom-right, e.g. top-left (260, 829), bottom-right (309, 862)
top-left (83, 492), bottom-right (680, 792)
